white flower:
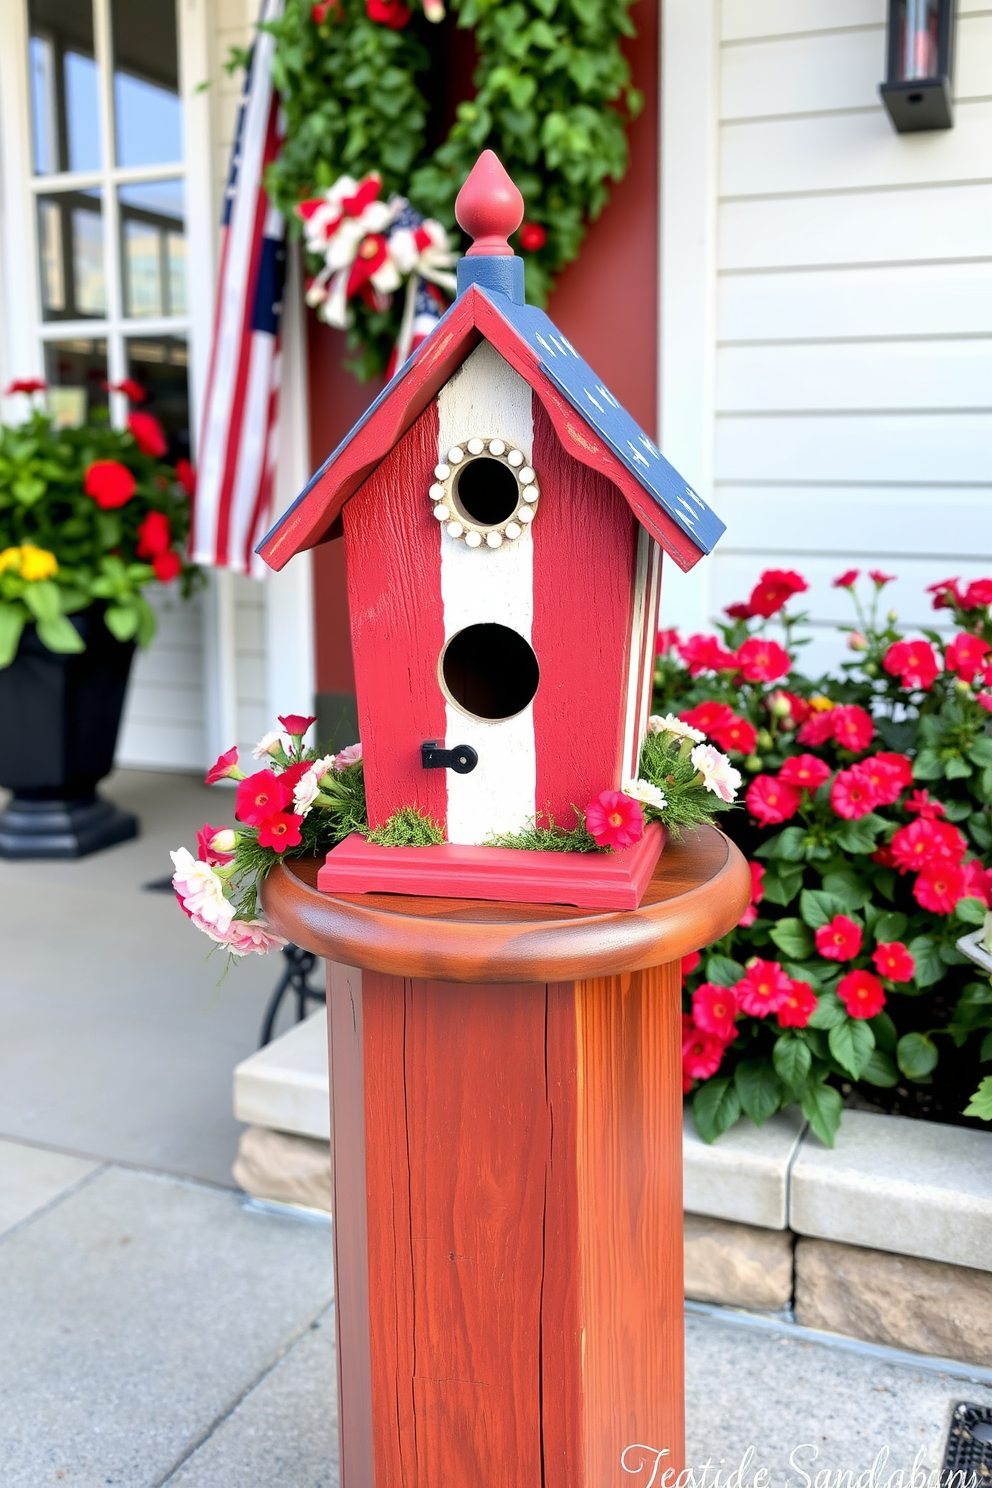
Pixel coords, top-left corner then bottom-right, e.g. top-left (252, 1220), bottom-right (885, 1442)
top-left (224, 919), bottom-right (286, 956)
top-left (292, 769), bottom-right (321, 818)
top-left (690, 743), bottom-right (742, 804)
top-left (209, 828), bottom-right (236, 854)
top-left (170, 847), bottom-right (234, 932)
top-left (648, 712), bottom-right (705, 743)
top-left (311, 754), bottom-right (336, 781)
top-left (623, 778), bottom-right (668, 812)
top-left (334, 742), bottom-right (362, 771)
top-left (252, 730), bottom-right (282, 760)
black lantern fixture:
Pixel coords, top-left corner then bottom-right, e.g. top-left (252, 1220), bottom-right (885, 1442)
top-left (880, 0), bottom-right (956, 132)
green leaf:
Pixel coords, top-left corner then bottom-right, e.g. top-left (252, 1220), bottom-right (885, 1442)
top-left (799, 889), bottom-right (842, 930)
top-left (801, 1080), bottom-right (843, 1147)
top-left (968, 736), bottom-right (992, 767)
top-left (769, 917), bottom-right (815, 959)
top-left (705, 954), bottom-right (744, 989)
top-left (870, 1010), bottom-right (898, 1053)
top-left (0, 602), bottom-right (25, 668)
top-left (860, 1049), bottom-right (898, 1087)
top-left (962, 1075), bottom-right (992, 1122)
top-left (955, 896), bottom-right (987, 927)
top-left (734, 1058), bottom-right (783, 1126)
top-left (980, 1031), bottom-right (992, 1062)
top-left (774, 826), bottom-right (808, 861)
top-left (821, 869), bottom-right (871, 911)
top-left (762, 865), bottom-right (804, 906)
top-left (834, 814), bottom-right (885, 854)
top-left (896, 1031), bottom-right (939, 1079)
top-left (773, 1033), bottom-right (812, 1092)
top-left (11, 475), bottom-right (46, 505)
top-left (35, 613), bottom-right (85, 653)
top-left (104, 604), bottom-right (140, 642)
top-left (21, 579), bottom-right (61, 625)
top-left (874, 911), bottom-right (908, 944)
top-left (945, 754), bottom-right (973, 780)
top-left (134, 593), bottom-right (156, 649)
top-left (914, 748), bottom-right (944, 781)
top-left (692, 1076), bottom-right (742, 1144)
top-left (808, 990), bottom-right (846, 1030)
top-left (829, 1017), bottom-right (876, 1079)
top-left (907, 934), bottom-right (946, 989)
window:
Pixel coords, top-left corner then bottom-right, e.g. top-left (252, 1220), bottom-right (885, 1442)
top-left (26, 0), bottom-right (189, 458)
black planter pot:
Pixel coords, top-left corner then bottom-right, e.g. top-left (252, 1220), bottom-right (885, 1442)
top-left (0, 608), bottom-right (139, 858)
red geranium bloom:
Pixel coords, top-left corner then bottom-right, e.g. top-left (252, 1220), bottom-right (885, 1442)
top-left (175, 458), bottom-right (196, 497)
top-left (196, 822), bottom-right (234, 866)
top-left (856, 756), bottom-right (904, 807)
top-left (797, 708), bottom-right (837, 747)
top-left (6, 376), bottom-right (47, 394)
top-left (890, 818), bottom-right (966, 872)
top-left (680, 700), bottom-right (734, 735)
top-left (869, 570), bottom-right (896, 586)
top-left (872, 844), bottom-right (896, 867)
top-left (747, 568), bottom-right (808, 619)
top-left (815, 914), bottom-right (863, 962)
top-left (127, 410), bottom-right (168, 458)
top-left (279, 760), bottom-right (313, 791)
top-left (278, 713), bottom-right (317, 737)
top-left (872, 942), bottom-right (915, 983)
top-left (711, 715), bottom-right (758, 755)
top-left (833, 569), bottom-right (860, 588)
top-left (677, 633), bottom-right (740, 676)
top-left (978, 692), bottom-right (992, 714)
top-left (206, 746), bottom-right (240, 784)
top-left (736, 637), bottom-right (791, 684)
top-left (904, 789), bottom-right (945, 820)
top-left (724, 601), bottom-right (754, 621)
top-left (739, 860), bottom-right (765, 927)
top-left (927, 577), bottom-right (963, 610)
top-left (746, 774), bottom-right (802, 826)
top-left (256, 811), bottom-right (304, 851)
top-left (585, 790), bottom-right (644, 849)
top-left (777, 979), bottom-right (818, 1030)
top-left (693, 982), bottom-right (738, 1044)
top-left (681, 950), bottom-right (701, 981)
top-left (682, 1021), bottom-right (727, 1083)
top-left (945, 632), bottom-right (992, 684)
top-left (875, 752), bottom-right (914, 791)
top-left (518, 222), bottom-right (547, 251)
top-left (778, 754), bottom-right (831, 791)
top-left (656, 627), bottom-right (679, 655)
top-left (84, 459), bottom-right (136, 509)
top-left (963, 578), bottom-right (992, 609)
top-left (830, 704), bottom-right (874, 753)
top-left (883, 639), bottom-right (940, 691)
top-left (109, 378), bottom-right (146, 402)
top-left (312, 0), bottom-right (338, 18)
top-left (830, 765), bottom-right (879, 821)
top-left (136, 510), bottom-right (171, 557)
top-left (735, 959), bottom-right (793, 1018)
top-left (152, 550), bottom-right (182, 582)
top-left (236, 770), bottom-right (293, 826)
top-left (837, 969), bottom-right (886, 1019)
top-left (913, 862), bottom-right (965, 915)
top-left (961, 859), bottom-right (992, 907)
top-left (366, 0), bottom-right (410, 25)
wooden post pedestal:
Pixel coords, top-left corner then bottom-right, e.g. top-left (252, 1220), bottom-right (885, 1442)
top-left (263, 826), bottom-right (749, 1488)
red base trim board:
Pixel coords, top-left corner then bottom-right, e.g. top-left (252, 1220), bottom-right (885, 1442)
top-left (316, 822), bottom-right (666, 911)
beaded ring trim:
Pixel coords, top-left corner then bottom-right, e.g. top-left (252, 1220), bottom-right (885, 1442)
top-left (429, 439), bottom-right (539, 549)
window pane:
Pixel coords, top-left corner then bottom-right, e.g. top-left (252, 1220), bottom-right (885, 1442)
top-left (126, 336), bottom-right (190, 461)
top-left (28, 0), bottom-right (100, 175)
top-left (111, 0), bottom-right (182, 168)
top-left (119, 179), bottom-right (186, 318)
top-left (43, 338), bottom-right (108, 424)
top-left (37, 189), bottom-right (106, 320)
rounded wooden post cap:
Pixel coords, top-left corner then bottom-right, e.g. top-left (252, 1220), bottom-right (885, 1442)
top-left (455, 150), bottom-right (524, 258)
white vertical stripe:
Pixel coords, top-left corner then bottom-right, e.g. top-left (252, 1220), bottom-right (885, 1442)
top-left (636, 543), bottom-right (663, 758)
top-left (437, 343), bottom-right (536, 845)
top-left (622, 527), bottom-right (651, 779)
top-left (225, 332), bottom-right (277, 572)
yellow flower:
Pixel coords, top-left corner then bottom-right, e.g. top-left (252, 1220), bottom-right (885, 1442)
top-left (0, 547), bottom-right (21, 575)
top-left (809, 694), bottom-right (835, 713)
top-left (18, 544), bottom-right (58, 580)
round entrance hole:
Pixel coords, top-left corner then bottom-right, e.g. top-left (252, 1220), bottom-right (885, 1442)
top-left (440, 623), bottom-right (540, 721)
top-left (453, 456), bottom-right (520, 527)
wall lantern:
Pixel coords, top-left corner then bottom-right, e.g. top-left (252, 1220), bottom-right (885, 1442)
top-left (880, 0), bottom-right (956, 132)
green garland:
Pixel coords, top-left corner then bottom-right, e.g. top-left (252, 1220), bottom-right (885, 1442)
top-left (262, 0), bottom-right (642, 377)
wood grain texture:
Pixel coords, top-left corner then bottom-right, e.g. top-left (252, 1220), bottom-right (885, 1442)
top-left (261, 824), bottom-right (751, 984)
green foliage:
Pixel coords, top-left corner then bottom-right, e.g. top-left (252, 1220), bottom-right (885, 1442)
top-left (964, 1075), bottom-right (992, 1121)
top-left (637, 727), bottom-right (736, 837)
top-left (486, 809), bottom-right (601, 852)
top-left (367, 805), bottom-right (446, 845)
top-left (260, 0), bottom-right (641, 375)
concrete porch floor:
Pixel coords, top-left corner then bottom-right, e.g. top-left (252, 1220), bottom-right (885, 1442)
top-left (1, 768), bottom-right (990, 1487)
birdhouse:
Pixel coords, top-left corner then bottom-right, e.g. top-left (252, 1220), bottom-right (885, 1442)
top-left (259, 152), bottom-right (725, 908)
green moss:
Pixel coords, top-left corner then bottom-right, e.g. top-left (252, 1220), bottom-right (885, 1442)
top-left (486, 810), bottom-right (603, 854)
top-left (366, 806), bottom-right (446, 847)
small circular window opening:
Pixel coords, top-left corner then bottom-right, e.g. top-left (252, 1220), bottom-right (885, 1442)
top-left (440, 623), bottom-right (540, 721)
top-left (428, 438), bottom-right (539, 549)
top-left (453, 457), bottom-right (519, 526)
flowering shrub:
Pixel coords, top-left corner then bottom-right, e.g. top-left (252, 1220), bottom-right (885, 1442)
top-left (0, 380), bottom-right (196, 666)
top-left (656, 568), bottom-right (992, 1144)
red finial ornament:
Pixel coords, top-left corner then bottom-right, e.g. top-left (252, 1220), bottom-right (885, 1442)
top-left (455, 150), bottom-right (525, 258)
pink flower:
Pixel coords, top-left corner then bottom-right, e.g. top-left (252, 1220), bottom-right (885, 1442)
top-left (945, 632), bottom-right (992, 684)
top-left (236, 770), bottom-right (293, 826)
top-left (677, 633), bottom-right (740, 676)
top-left (914, 861), bottom-right (965, 915)
top-left (739, 860), bottom-right (765, 927)
top-left (205, 745), bottom-right (242, 784)
top-left (884, 639), bottom-right (940, 691)
top-left (334, 742), bottom-right (363, 770)
top-left (837, 969), bottom-right (886, 1019)
top-left (777, 980), bottom-right (818, 1029)
top-left (977, 692), bottom-right (992, 713)
top-left (872, 942), bottom-right (915, 983)
top-left (224, 919), bottom-right (287, 955)
top-left (278, 713), bottom-right (317, 738)
top-left (962, 579), bottom-right (992, 609)
top-left (797, 709), bottom-right (837, 747)
top-left (778, 754), bottom-right (831, 791)
top-left (736, 637), bottom-right (791, 684)
top-left (690, 743), bottom-right (742, 802)
top-left (710, 714), bottom-right (758, 756)
top-left (815, 914), bottom-right (863, 962)
top-left (855, 756), bottom-right (905, 808)
top-left (585, 790), bottom-right (644, 849)
top-left (256, 811), bottom-right (304, 851)
top-left (961, 859), bottom-right (992, 907)
top-left (874, 752), bottom-right (914, 792)
top-left (833, 569), bottom-right (860, 588)
top-left (681, 950), bottom-right (700, 981)
top-left (735, 960), bottom-right (793, 1018)
top-left (746, 568), bottom-right (808, 619)
top-left (830, 766), bottom-right (879, 821)
top-left (904, 789), bottom-right (945, 820)
top-left (869, 570), bottom-right (896, 586)
top-left (656, 628), bottom-right (679, 656)
top-left (682, 1019), bottom-right (727, 1083)
top-left (928, 578), bottom-right (963, 611)
top-left (692, 983), bottom-right (738, 1043)
top-left (891, 818), bottom-right (966, 872)
top-left (196, 822), bottom-right (235, 866)
top-left (746, 774), bottom-right (801, 826)
top-left (830, 704), bottom-right (874, 753)
top-left (170, 847), bottom-right (234, 933)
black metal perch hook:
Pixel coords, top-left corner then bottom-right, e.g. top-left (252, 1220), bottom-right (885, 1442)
top-left (421, 740), bottom-right (478, 774)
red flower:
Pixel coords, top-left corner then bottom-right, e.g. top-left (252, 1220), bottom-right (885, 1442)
top-left (278, 713), bottom-right (317, 738)
top-left (206, 746), bottom-right (240, 784)
top-left (84, 459), bottom-right (136, 509)
top-left (236, 770), bottom-right (293, 826)
top-left (815, 914), bottom-right (863, 962)
top-left (963, 579), bottom-right (992, 609)
top-left (279, 760), bottom-right (313, 791)
top-left (869, 569), bottom-right (896, 586)
top-left (978, 692), bottom-right (992, 714)
top-left (682, 1020), bottom-right (727, 1083)
top-left (778, 754), bottom-right (831, 791)
top-left (366, 0), bottom-right (410, 25)
top-left (928, 577), bottom-right (963, 611)
top-left (797, 708), bottom-right (837, 747)
top-left (856, 756), bottom-right (905, 807)
top-left (746, 774), bottom-right (801, 826)
top-left (747, 568), bottom-right (808, 619)
top-left (768, 690), bottom-right (811, 727)
top-left (196, 822), bottom-right (234, 866)
top-left (890, 818), bottom-right (966, 872)
top-left (833, 569), bottom-right (860, 588)
top-left (136, 510), bottom-right (171, 557)
top-left (176, 458), bottom-right (196, 497)
top-left (152, 550), bottom-right (182, 582)
top-left (875, 752), bottom-right (914, 791)
top-left (739, 860), bottom-right (765, 927)
top-left (656, 627), bottom-right (679, 655)
top-left (127, 411), bottom-right (168, 458)
top-left (961, 859), bottom-right (992, 907)
top-left (680, 701), bottom-right (734, 735)
top-left (677, 633), bottom-right (740, 676)
top-left (830, 704), bottom-right (874, 753)
top-left (736, 637), bottom-right (791, 684)
top-left (872, 844), bottom-right (896, 868)
top-left (883, 639), bottom-right (940, 691)
top-left (777, 980), bottom-right (818, 1029)
top-left (830, 765), bottom-right (878, 820)
top-left (735, 959), bottom-right (793, 1018)
top-left (710, 715), bottom-right (758, 756)
top-left (872, 942), bottom-right (915, 983)
top-left (256, 811), bottom-right (304, 851)
top-left (585, 790), bottom-right (644, 849)
top-left (945, 632), bottom-right (991, 684)
top-left (681, 950), bottom-right (701, 981)
top-left (312, 0), bottom-right (338, 17)
top-left (837, 969), bottom-right (886, 1019)
top-left (109, 378), bottom-right (146, 402)
top-left (6, 376), bottom-right (47, 394)
top-left (693, 982), bottom-right (738, 1043)
top-left (904, 789), bottom-right (945, 820)
top-left (914, 862), bottom-right (965, 915)
top-left (519, 222), bottom-right (547, 251)
top-left (724, 602), bottom-right (754, 621)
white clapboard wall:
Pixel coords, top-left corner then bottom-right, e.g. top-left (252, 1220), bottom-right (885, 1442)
top-left (693, 0), bottom-right (992, 673)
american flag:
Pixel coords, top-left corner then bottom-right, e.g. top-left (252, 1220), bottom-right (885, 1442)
top-left (192, 0), bottom-right (287, 577)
